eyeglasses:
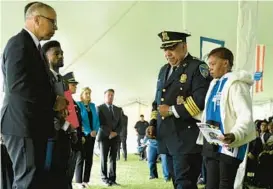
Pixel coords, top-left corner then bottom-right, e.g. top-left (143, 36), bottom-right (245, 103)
top-left (38, 15), bottom-right (57, 29)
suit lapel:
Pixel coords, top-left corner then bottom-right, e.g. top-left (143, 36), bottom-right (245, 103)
top-left (22, 29), bottom-right (53, 86)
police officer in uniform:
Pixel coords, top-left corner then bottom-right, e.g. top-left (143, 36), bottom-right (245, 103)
top-left (62, 72), bottom-right (84, 189)
top-left (147, 31), bottom-right (211, 189)
top-left (42, 41), bottom-right (78, 188)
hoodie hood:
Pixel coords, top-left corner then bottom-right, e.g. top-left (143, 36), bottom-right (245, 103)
top-left (211, 70), bottom-right (254, 87)
top-left (227, 70), bottom-right (254, 86)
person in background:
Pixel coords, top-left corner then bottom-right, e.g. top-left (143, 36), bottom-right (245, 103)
top-left (268, 122), bottom-right (273, 134)
top-left (97, 89), bottom-right (123, 186)
top-left (117, 110), bottom-right (128, 161)
top-left (199, 47), bottom-right (256, 189)
top-left (144, 127), bottom-right (169, 181)
top-left (134, 115), bottom-right (149, 160)
top-left (257, 120), bottom-right (271, 144)
top-left (75, 87), bottom-right (100, 188)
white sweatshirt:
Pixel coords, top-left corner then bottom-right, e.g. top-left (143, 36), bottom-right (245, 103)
top-left (197, 70), bottom-right (256, 148)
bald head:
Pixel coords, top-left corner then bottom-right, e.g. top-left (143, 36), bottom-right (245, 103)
top-left (24, 2), bottom-right (57, 41)
top-left (25, 2), bottom-right (54, 20)
top-left (24, 1), bottom-right (41, 17)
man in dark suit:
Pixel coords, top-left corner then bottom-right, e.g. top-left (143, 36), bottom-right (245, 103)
top-left (42, 41), bottom-right (78, 188)
top-left (1, 2), bottom-right (67, 189)
top-left (147, 31), bottom-right (211, 189)
top-left (97, 89), bottom-right (122, 186)
top-left (117, 110), bottom-right (128, 161)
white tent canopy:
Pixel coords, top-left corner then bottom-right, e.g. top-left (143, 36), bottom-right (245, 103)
top-left (1, 1), bottom-right (272, 120)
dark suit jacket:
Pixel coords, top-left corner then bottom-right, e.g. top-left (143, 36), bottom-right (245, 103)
top-left (0, 29), bottom-right (56, 138)
top-left (97, 104), bottom-right (122, 141)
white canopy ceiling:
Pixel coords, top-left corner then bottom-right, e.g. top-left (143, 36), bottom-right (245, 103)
top-left (1, 1), bottom-right (272, 106)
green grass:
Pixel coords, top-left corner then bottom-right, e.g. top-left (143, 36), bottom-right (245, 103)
top-left (75, 154), bottom-right (260, 189)
top-left (77, 154), bottom-right (174, 189)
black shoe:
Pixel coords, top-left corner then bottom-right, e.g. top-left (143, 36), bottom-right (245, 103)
top-left (102, 180), bottom-right (111, 186)
top-left (110, 181), bottom-right (120, 186)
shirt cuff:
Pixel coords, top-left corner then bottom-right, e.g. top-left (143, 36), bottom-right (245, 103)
top-left (62, 121), bottom-right (70, 131)
top-left (171, 106), bottom-right (180, 118)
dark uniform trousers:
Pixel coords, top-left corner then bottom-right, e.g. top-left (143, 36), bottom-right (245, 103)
top-left (47, 130), bottom-right (71, 188)
top-left (150, 54), bottom-right (211, 189)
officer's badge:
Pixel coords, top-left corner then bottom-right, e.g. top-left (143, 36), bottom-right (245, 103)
top-left (162, 32), bottom-right (169, 41)
top-left (180, 74), bottom-right (187, 83)
top-left (199, 64), bottom-right (209, 78)
top-left (177, 96), bottom-right (185, 105)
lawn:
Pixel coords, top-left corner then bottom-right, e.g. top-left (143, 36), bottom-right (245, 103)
top-left (76, 154), bottom-right (176, 189)
top-left (75, 154), bottom-right (260, 189)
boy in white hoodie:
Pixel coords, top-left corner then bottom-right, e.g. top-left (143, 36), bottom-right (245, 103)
top-left (198, 47), bottom-right (256, 189)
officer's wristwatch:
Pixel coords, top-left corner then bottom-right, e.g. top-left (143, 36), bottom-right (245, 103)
top-left (168, 106), bottom-right (174, 116)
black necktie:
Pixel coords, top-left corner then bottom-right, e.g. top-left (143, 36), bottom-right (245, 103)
top-left (56, 74), bottom-right (62, 82)
top-left (167, 66), bottom-right (177, 80)
top-left (109, 105), bottom-right (114, 120)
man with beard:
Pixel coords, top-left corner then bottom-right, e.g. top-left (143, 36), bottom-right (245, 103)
top-left (42, 41), bottom-right (77, 188)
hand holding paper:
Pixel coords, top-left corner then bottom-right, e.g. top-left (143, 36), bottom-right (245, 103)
top-left (197, 123), bottom-right (224, 146)
top-left (218, 133), bottom-right (235, 145)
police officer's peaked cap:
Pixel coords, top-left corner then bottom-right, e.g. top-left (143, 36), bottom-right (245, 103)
top-left (158, 31), bottom-right (191, 49)
top-left (63, 72), bottom-right (79, 84)
top-left (42, 40), bottom-right (61, 54)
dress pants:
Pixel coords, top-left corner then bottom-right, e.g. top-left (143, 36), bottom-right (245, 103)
top-left (75, 136), bottom-right (96, 183)
top-left (2, 134), bottom-right (48, 189)
top-left (167, 153), bottom-right (202, 189)
top-left (1, 143), bottom-right (13, 189)
top-left (100, 137), bottom-right (118, 183)
top-left (48, 131), bottom-right (71, 188)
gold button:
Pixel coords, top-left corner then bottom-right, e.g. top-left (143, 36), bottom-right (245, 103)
top-left (180, 87), bottom-right (183, 90)
top-left (162, 89), bottom-right (166, 92)
top-left (161, 98), bottom-right (164, 101)
top-left (162, 117), bottom-right (165, 120)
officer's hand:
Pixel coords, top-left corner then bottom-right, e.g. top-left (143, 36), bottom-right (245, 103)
top-left (158, 104), bottom-right (169, 117)
top-left (218, 133), bottom-right (235, 145)
top-left (90, 131), bottom-right (97, 137)
top-left (146, 126), bottom-right (156, 139)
